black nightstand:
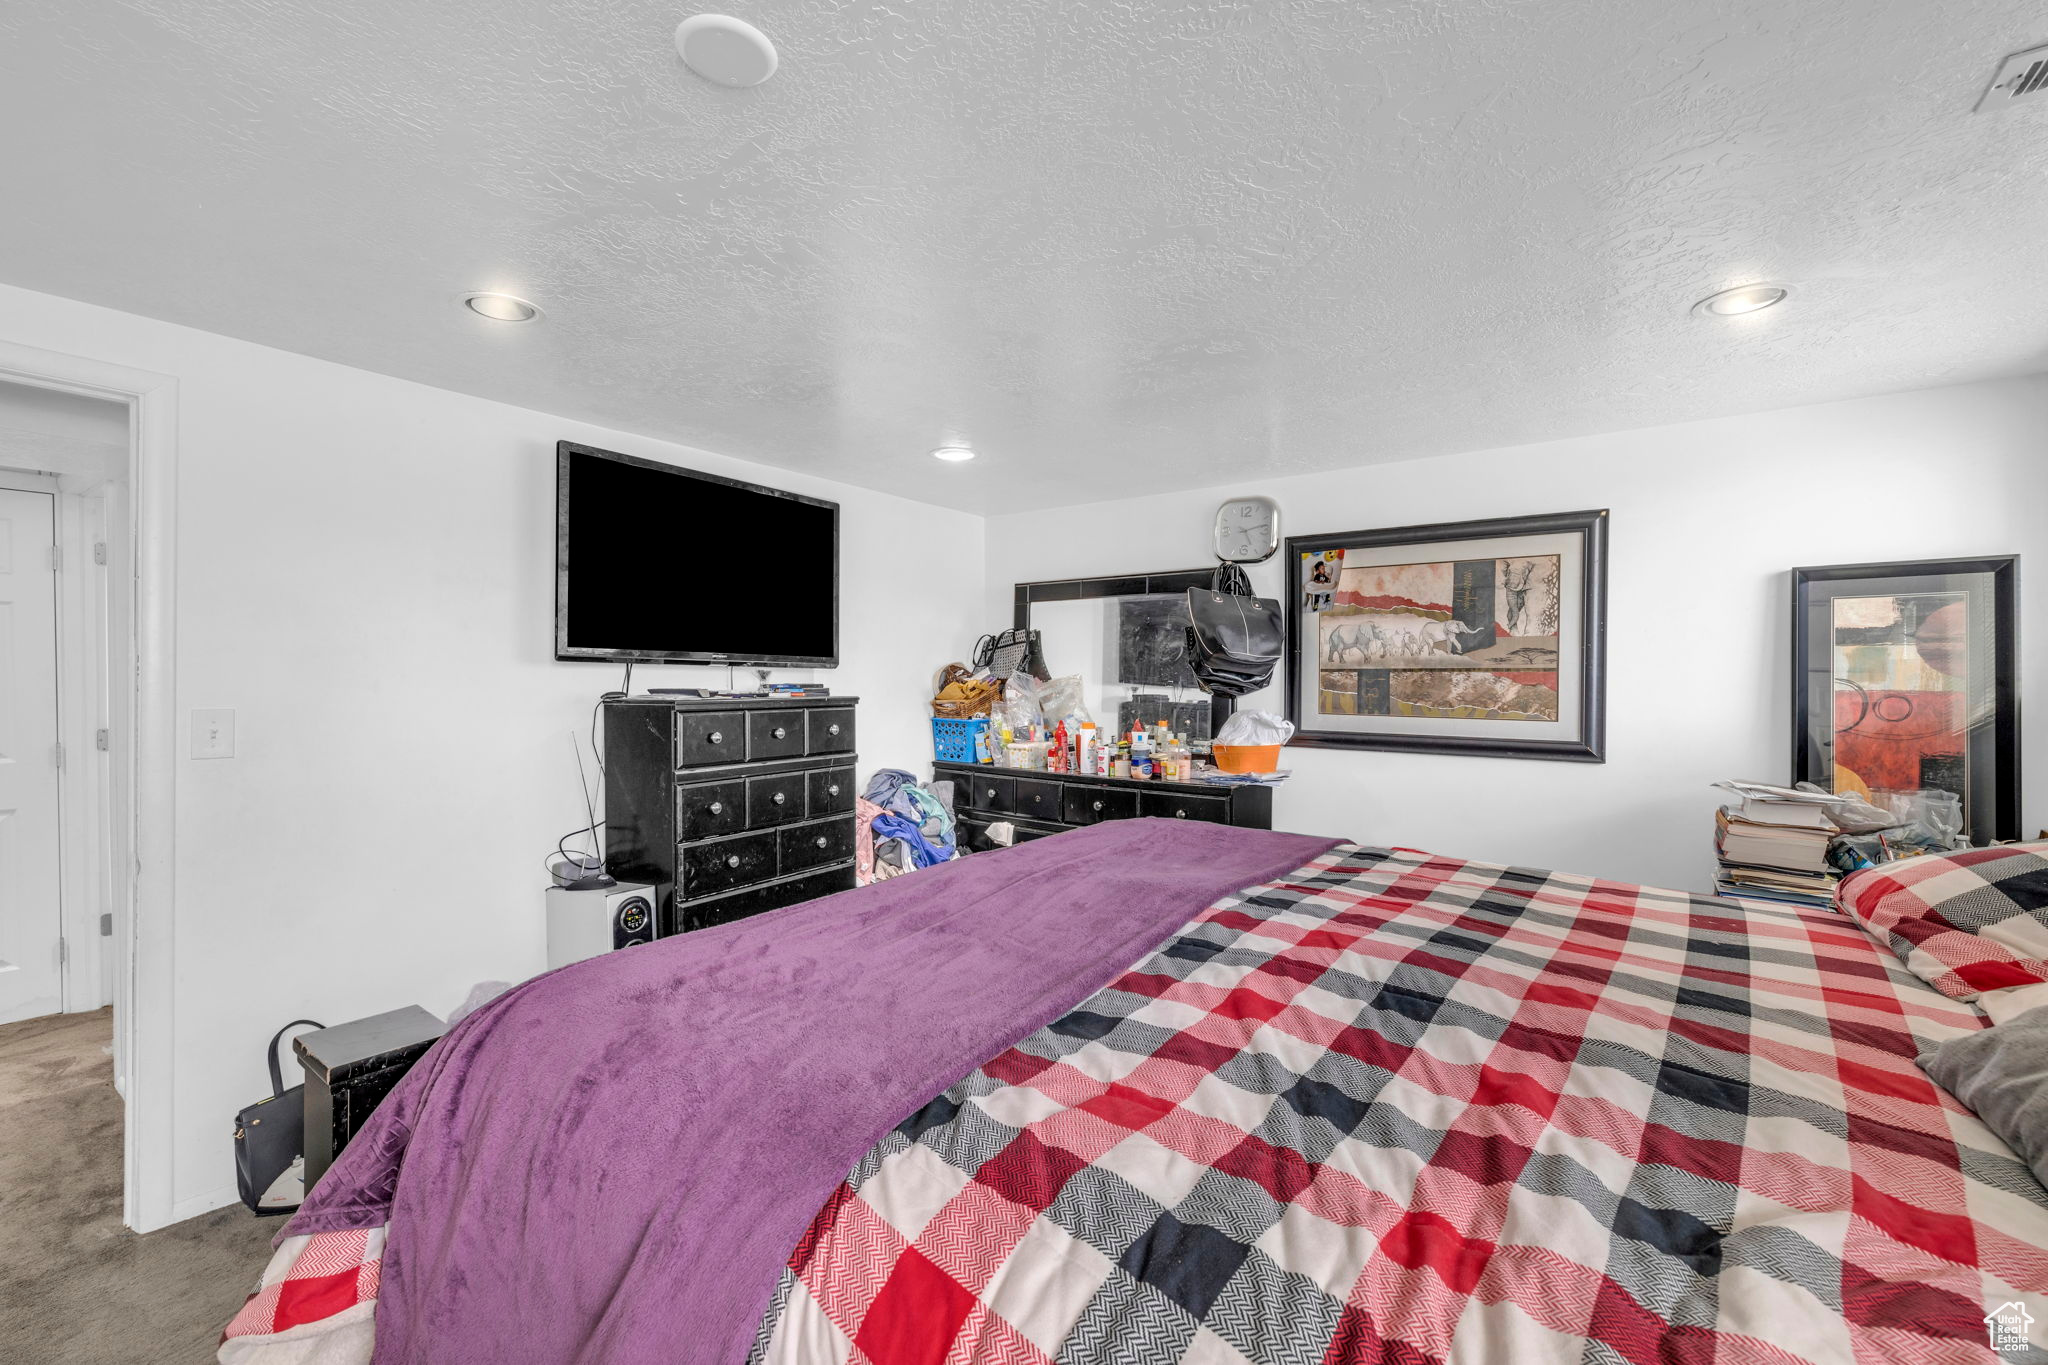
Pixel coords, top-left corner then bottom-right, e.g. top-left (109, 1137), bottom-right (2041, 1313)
top-left (295, 1005), bottom-right (445, 1187)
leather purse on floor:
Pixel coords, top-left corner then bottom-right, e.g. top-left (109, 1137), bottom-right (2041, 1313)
top-left (234, 1018), bottom-right (324, 1216)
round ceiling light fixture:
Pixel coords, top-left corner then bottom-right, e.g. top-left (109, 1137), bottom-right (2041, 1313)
top-left (930, 445), bottom-right (976, 463)
top-left (675, 14), bottom-right (779, 88)
top-left (1693, 282), bottom-right (1789, 318)
top-left (460, 291), bottom-right (542, 323)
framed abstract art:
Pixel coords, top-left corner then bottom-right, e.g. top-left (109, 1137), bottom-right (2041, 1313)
top-left (1282, 510), bottom-right (1608, 762)
top-left (1791, 556), bottom-right (2019, 845)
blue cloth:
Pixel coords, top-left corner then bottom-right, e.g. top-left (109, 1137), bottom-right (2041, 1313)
top-left (864, 768), bottom-right (956, 862)
top-left (870, 811), bottom-right (951, 869)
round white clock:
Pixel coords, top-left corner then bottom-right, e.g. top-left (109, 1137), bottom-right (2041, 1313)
top-left (1213, 496), bottom-right (1281, 564)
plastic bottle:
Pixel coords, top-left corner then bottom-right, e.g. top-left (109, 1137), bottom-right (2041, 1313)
top-left (1131, 731), bottom-right (1155, 781)
top-left (1077, 723), bottom-right (1097, 776)
top-left (1050, 720), bottom-right (1069, 774)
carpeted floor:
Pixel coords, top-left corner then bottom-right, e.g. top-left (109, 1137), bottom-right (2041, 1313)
top-left (0, 1008), bottom-right (276, 1363)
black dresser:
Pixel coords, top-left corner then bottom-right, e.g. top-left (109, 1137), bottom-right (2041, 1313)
top-left (605, 696), bottom-right (858, 936)
top-left (936, 759), bottom-right (1273, 851)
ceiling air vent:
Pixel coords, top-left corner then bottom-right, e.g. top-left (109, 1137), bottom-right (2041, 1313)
top-left (1976, 43), bottom-right (2048, 112)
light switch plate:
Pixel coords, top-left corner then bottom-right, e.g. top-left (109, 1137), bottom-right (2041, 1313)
top-left (191, 708), bottom-right (236, 759)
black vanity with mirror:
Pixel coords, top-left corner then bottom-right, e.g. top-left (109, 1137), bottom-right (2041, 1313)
top-left (942, 570), bottom-right (1273, 852)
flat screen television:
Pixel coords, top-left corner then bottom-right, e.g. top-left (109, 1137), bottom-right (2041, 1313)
top-left (555, 441), bottom-right (839, 667)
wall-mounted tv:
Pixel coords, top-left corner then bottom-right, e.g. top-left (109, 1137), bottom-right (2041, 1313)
top-left (555, 441), bottom-right (839, 667)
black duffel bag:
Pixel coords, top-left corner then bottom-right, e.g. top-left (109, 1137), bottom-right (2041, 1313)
top-left (234, 1018), bottom-right (324, 1215)
top-left (1185, 564), bottom-right (1284, 698)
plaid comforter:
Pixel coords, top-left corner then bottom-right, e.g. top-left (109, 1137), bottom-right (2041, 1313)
top-left (749, 845), bottom-right (2048, 1365)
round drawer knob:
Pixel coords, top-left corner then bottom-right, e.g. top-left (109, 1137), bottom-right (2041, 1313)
top-left (772, 792), bottom-right (786, 805)
top-left (1092, 799), bottom-right (1104, 812)
top-left (985, 788), bottom-right (996, 800)
top-left (772, 726), bottom-right (787, 740)
top-left (814, 835), bottom-right (828, 849)
top-left (1175, 809), bottom-right (1188, 818)
top-left (708, 730), bottom-right (724, 744)
top-left (708, 800), bottom-right (723, 814)
top-left (828, 783), bottom-right (841, 796)
top-left (828, 723), bottom-right (841, 736)
top-left (725, 854), bottom-right (741, 868)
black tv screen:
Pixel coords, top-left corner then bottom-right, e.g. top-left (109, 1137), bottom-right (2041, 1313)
top-left (555, 442), bottom-right (838, 666)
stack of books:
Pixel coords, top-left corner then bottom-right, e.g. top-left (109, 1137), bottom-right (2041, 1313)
top-left (1714, 794), bottom-right (1840, 909)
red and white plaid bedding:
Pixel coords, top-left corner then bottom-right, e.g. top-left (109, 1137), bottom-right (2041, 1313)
top-left (750, 846), bottom-right (2048, 1365)
top-left (223, 846), bottom-right (2048, 1364)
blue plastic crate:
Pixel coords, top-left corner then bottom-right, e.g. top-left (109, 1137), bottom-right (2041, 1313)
top-left (931, 716), bottom-right (989, 763)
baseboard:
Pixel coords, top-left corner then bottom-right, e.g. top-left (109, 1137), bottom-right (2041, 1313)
top-left (168, 1183), bottom-right (240, 1227)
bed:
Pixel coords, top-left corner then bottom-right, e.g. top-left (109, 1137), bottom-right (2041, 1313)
top-left (221, 820), bottom-right (2048, 1364)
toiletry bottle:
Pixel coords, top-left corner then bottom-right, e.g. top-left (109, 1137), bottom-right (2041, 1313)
top-left (1050, 720), bottom-right (1069, 774)
top-left (1077, 722), bottom-right (1096, 776)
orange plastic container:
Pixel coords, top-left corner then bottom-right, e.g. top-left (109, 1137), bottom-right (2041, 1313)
top-left (1211, 743), bottom-right (1282, 774)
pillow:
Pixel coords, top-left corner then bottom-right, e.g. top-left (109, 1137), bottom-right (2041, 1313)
top-left (1837, 844), bottom-right (2048, 1001)
top-left (1919, 1005), bottom-right (2048, 1187)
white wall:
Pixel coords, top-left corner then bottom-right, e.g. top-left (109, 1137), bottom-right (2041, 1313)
top-left (989, 375), bottom-right (2048, 891)
top-left (0, 282), bottom-right (986, 1221)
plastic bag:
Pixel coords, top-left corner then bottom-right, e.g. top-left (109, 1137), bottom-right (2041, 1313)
top-left (1037, 675), bottom-right (1091, 728)
top-left (996, 675), bottom-right (1044, 736)
top-left (1215, 711), bottom-right (1294, 746)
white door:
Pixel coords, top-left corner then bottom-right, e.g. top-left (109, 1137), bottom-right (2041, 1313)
top-left (0, 486), bottom-right (62, 1025)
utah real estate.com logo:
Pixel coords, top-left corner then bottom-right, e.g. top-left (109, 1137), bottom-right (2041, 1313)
top-left (1988, 1301), bottom-right (2036, 1355)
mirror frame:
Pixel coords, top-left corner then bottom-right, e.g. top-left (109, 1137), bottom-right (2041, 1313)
top-left (1013, 569), bottom-right (1234, 737)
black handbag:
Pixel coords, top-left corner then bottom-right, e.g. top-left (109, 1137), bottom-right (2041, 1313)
top-left (1185, 565), bottom-right (1284, 697)
top-left (234, 1019), bottom-right (324, 1216)
top-left (972, 627), bottom-right (1050, 683)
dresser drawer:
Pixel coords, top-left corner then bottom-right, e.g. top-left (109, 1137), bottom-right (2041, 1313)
top-left (807, 707), bottom-right (856, 755)
top-left (746, 771), bottom-right (806, 826)
top-left (807, 766), bottom-right (855, 818)
top-left (1012, 778), bottom-right (1062, 822)
top-left (1064, 785), bottom-right (1140, 826)
top-left (957, 772), bottom-right (1015, 815)
top-left (680, 831), bottom-right (776, 897)
top-left (1139, 791), bottom-right (1231, 824)
top-left (959, 815), bottom-right (1063, 853)
top-left (779, 819), bottom-right (855, 874)
top-left (747, 709), bottom-right (806, 760)
top-left (676, 779), bottom-right (746, 841)
top-left (681, 864), bottom-right (854, 933)
top-left (675, 710), bottom-right (746, 767)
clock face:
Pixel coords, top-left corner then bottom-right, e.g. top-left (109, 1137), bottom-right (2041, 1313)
top-left (1214, 496), bottom-right (1280, 564)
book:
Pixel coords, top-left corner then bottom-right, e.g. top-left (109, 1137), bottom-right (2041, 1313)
top-left (1736, 798), bottom-right (1834, 830)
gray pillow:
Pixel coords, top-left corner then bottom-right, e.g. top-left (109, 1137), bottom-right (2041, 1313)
top-left (1919, 1005), bottom-right (2048, 1185)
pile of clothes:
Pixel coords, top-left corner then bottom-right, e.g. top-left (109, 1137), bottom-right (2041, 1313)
top-left (856, 769), bottom-right (958, 884)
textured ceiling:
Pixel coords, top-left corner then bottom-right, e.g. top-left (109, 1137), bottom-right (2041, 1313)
top-left (1, 2), bottom-right (2044, 512)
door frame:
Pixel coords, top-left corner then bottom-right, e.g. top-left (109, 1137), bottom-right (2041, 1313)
top-left (0, 340), bottom-right (178, 1234)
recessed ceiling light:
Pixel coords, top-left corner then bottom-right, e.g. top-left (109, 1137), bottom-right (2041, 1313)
top-left (1693, 283), bottom-right (1789, 318)
top-left (460, 292), bottom-right (542, 323)
top-left (675, 14), bottom-right (779, 88)
top-left (930, 445), bottom-right (976, 463)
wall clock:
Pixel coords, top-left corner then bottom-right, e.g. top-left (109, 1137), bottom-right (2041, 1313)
top-left (1213, 496), bottom-right (1281, 564)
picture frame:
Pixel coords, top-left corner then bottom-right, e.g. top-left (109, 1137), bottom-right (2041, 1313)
top-left (1790, 556), bottom-right (2019, 846)
top-left (1283, 510), bottom-right (1608, 762)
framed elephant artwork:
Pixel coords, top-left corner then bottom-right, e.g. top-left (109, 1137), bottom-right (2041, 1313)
top-left (1283, 510), bottom-right (1609, 761)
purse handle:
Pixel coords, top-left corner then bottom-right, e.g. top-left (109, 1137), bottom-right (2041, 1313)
top-left (267, 1019), bottom-right (326, 1098)
top-left (1212, 562), bottom-right (1254, 597)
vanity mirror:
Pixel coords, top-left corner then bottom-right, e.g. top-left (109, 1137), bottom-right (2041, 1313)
top-left (1012, 570), bottom-right (1232, 740)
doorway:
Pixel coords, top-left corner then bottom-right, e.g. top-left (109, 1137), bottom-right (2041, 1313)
top-left (0, 352), bottom-right (170, 1233)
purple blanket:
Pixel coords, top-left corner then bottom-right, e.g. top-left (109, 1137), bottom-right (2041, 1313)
top-left (287, 818), bottom-right (1339, 1364)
